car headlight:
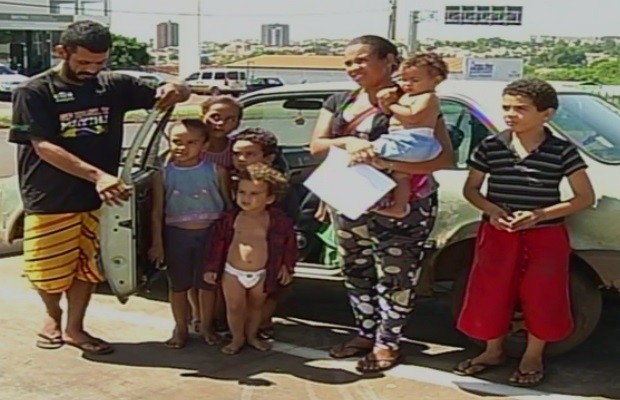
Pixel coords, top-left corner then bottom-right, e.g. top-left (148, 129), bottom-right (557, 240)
top-left (0, 83), bottom-right (10, 91)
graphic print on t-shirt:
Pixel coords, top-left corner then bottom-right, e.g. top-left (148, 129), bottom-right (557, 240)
top-left (59, 106), bottom-right (110, 138)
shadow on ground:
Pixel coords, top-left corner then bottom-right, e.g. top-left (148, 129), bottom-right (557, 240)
top-left (88, 277), bottom-right (620, 398)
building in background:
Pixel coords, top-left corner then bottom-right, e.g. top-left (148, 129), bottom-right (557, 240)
top-left (261, 24), bottom-right (290, 47)
top-left (156, 20), bottom-right (179, 49)
top-left (0, 0), bottom-right (110, 75)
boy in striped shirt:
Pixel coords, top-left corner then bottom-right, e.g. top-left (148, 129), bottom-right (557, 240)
top-left (453, 79), bottom-right (595, 387)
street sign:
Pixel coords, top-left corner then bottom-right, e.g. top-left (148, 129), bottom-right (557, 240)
top-left (445, 5), bottom-right (523, 25)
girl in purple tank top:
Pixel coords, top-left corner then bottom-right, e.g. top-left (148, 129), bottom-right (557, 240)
top-left (149, 119), bottom-right (232, 349)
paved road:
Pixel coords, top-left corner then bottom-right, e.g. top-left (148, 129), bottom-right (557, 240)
top-left (0, 254), bottom-right (618, 399)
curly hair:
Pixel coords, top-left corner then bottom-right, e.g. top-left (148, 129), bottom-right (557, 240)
top-left (400, 52), bottom-right (449, 81)
top-left (201, 95), bottom-right (244, 120)
top-left (231, 127), bottom-right (279, 157)
top-left (236, 163), bottom-right (288, 200)
top-left (503, 78), bottom-right (559, 111)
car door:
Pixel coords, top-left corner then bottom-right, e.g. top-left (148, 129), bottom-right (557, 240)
top-left (239, 91), bottom-right (337, 275)
top-left (100, 109), bottom-right (172, 303)
top-left (430, 97), bottom-right (495, 248)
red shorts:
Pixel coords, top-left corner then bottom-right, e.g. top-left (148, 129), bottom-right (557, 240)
top-left (457, 222), bottom-right (573, 342)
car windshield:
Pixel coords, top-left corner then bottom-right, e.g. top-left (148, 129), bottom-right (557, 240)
top-left (552, 94), bottom-right (620, 164)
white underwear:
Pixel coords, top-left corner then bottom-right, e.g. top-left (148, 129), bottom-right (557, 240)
top-left (225, 263), bottom-right (267, 289)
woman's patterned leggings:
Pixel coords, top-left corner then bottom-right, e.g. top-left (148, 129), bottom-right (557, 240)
top-left (331, 194), bottom-right (437, 350)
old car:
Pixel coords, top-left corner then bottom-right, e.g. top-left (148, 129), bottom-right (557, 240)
top-left (0, 65), bottom-right (28, 101)
top-left (2, 80), bottom-right (620, 357)
top-left (246, 76), bottom-right (285, 93)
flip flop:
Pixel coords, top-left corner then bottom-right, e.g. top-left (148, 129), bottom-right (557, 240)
top-left (509, 369), bottom-right (545, 387)
top-left (356, 352), bottom-right (404, 373)
top-left (328, 342), bottom-right (373, 359)
top-left (66, 340), bottom-right (114, 355)
top-left (35, 333), bottom-right (64, 350)
top-left (453, 358), bottom-right (506, 376)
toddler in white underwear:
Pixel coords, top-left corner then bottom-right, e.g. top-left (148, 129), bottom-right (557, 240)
top-left (204, 163), bottom-right (297, 355)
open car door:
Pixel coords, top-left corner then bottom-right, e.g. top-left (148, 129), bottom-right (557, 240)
top-left (100, 109), bottom-right (172, 303)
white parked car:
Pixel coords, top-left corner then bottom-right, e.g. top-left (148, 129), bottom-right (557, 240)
top-left (0, 65), bottom-right (28, 100)
top-left (184, 68), bottom-right (247, 96)
top-left (2, 80), bottom-right (620, 357)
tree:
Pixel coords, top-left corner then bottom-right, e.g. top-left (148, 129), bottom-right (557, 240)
top-left (110, 33), bottom-right (151, 69)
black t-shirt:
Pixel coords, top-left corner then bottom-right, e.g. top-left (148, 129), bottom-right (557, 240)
top-left (9, 70), bottom-right (157, 213)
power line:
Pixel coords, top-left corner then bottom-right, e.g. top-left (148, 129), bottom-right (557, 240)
top-left (0, 1), bottom-right (388, 17)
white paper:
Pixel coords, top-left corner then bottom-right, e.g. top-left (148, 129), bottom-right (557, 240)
top-left (303, 146), bottom-right (396, 220)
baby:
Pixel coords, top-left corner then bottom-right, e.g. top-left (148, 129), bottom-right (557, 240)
top-left (373, 52), bottom-right (448, 218)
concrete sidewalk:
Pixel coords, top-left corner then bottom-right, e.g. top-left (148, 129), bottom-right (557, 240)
top-left (0, 255), bottom-right (593, 400)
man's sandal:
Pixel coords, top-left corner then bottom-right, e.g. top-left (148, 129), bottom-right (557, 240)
top-left (35, 333), bottom-right (64, 350)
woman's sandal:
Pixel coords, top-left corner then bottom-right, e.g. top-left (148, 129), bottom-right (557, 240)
top-left (355, 352), bottom-right (403, 373)
top-left (328, 341), bottom-right (373, 359)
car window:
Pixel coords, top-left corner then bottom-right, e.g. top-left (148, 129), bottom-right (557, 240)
top-left (201, 72), bottom-right (212, 80)
top-left (226, 71), bottom-right (239, 80)
top-left (240, 96), bottom-right (327, 146)
top-left (552, 93), bottom-right (620, 164)
top-left (267, 78), bottom-right (281, 85)
top-left (240, 72), bottom-right (246, 80)
top-left (186, 72), bottom-right (199, 81)
top-left (214, 72), bottom-right (225, 80)
top-left (440, 99), bottom-right (492, 169)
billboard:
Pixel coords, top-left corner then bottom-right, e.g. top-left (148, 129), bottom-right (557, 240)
top-left (445, 5), bottom-right (523, 25)
top-left (464, 58), bottom-right (524, 81)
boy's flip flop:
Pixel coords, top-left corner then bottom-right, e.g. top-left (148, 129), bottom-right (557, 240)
top-left (509, 369), bottom-right (546, 387)
top-left (35, 333), bottom-right (64, 350)
top-left (453, 358), bottom-right (506, 376)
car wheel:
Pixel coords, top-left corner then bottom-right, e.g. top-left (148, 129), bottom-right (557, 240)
top-left (450, 253), bottom-right (602, 358)
top-left (210, 87), bottom-right (221, 96)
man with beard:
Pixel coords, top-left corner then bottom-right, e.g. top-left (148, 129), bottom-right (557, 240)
top-left (9, 20), bottom-right (190, 355)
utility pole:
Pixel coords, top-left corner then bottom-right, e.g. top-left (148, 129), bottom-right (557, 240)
top-left (388, 0), bottom-right (397, 40)
top-left (408, 10), bottom-right (419, 54)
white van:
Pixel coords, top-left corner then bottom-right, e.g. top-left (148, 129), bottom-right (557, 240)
top-left (184, 68), bottom-right (247, 96)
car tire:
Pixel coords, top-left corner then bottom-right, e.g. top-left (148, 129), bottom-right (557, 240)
top-left (210, 87), bottom-right (221, 96)
top-left (450, 253), bottom-right (603, 358)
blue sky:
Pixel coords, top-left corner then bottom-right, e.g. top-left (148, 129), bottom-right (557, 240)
top-left (108, 0), bottom-right (620, 42)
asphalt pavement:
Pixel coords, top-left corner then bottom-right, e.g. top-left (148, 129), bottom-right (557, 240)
top-left (0, 254), bottom-right (619, 399)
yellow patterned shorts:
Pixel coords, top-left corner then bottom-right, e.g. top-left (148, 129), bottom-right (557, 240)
top-left (23, 211), bottom-right (106, 294)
